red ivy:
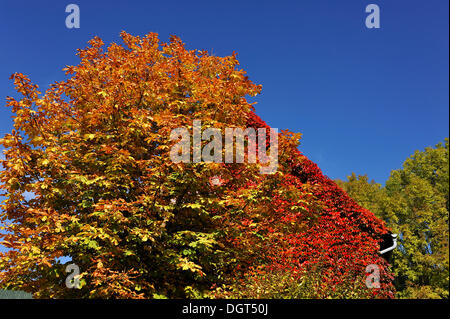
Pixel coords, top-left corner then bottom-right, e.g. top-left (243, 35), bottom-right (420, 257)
top-left (232, 111), bottom-right (395, 298)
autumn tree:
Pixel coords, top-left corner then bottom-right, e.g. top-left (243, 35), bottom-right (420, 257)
top-left (1, 32), bottom-right (394, 299)
top-left (0, 32), bottom-right (266, 298)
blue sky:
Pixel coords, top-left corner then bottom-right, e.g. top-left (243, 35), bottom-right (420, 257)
top-left (0, 0), bottom-right (448, 185)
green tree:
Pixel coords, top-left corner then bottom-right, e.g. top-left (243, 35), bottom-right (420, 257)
top-left (336, 173), bottom-right (387, 216)
top-left (337, 139), bottom-right (449, 299)
top-left (383, 139), bottom-right (449, 298)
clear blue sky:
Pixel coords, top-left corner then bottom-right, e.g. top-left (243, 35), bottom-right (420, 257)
top-left (0, 0), bottom-right (448, 185)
